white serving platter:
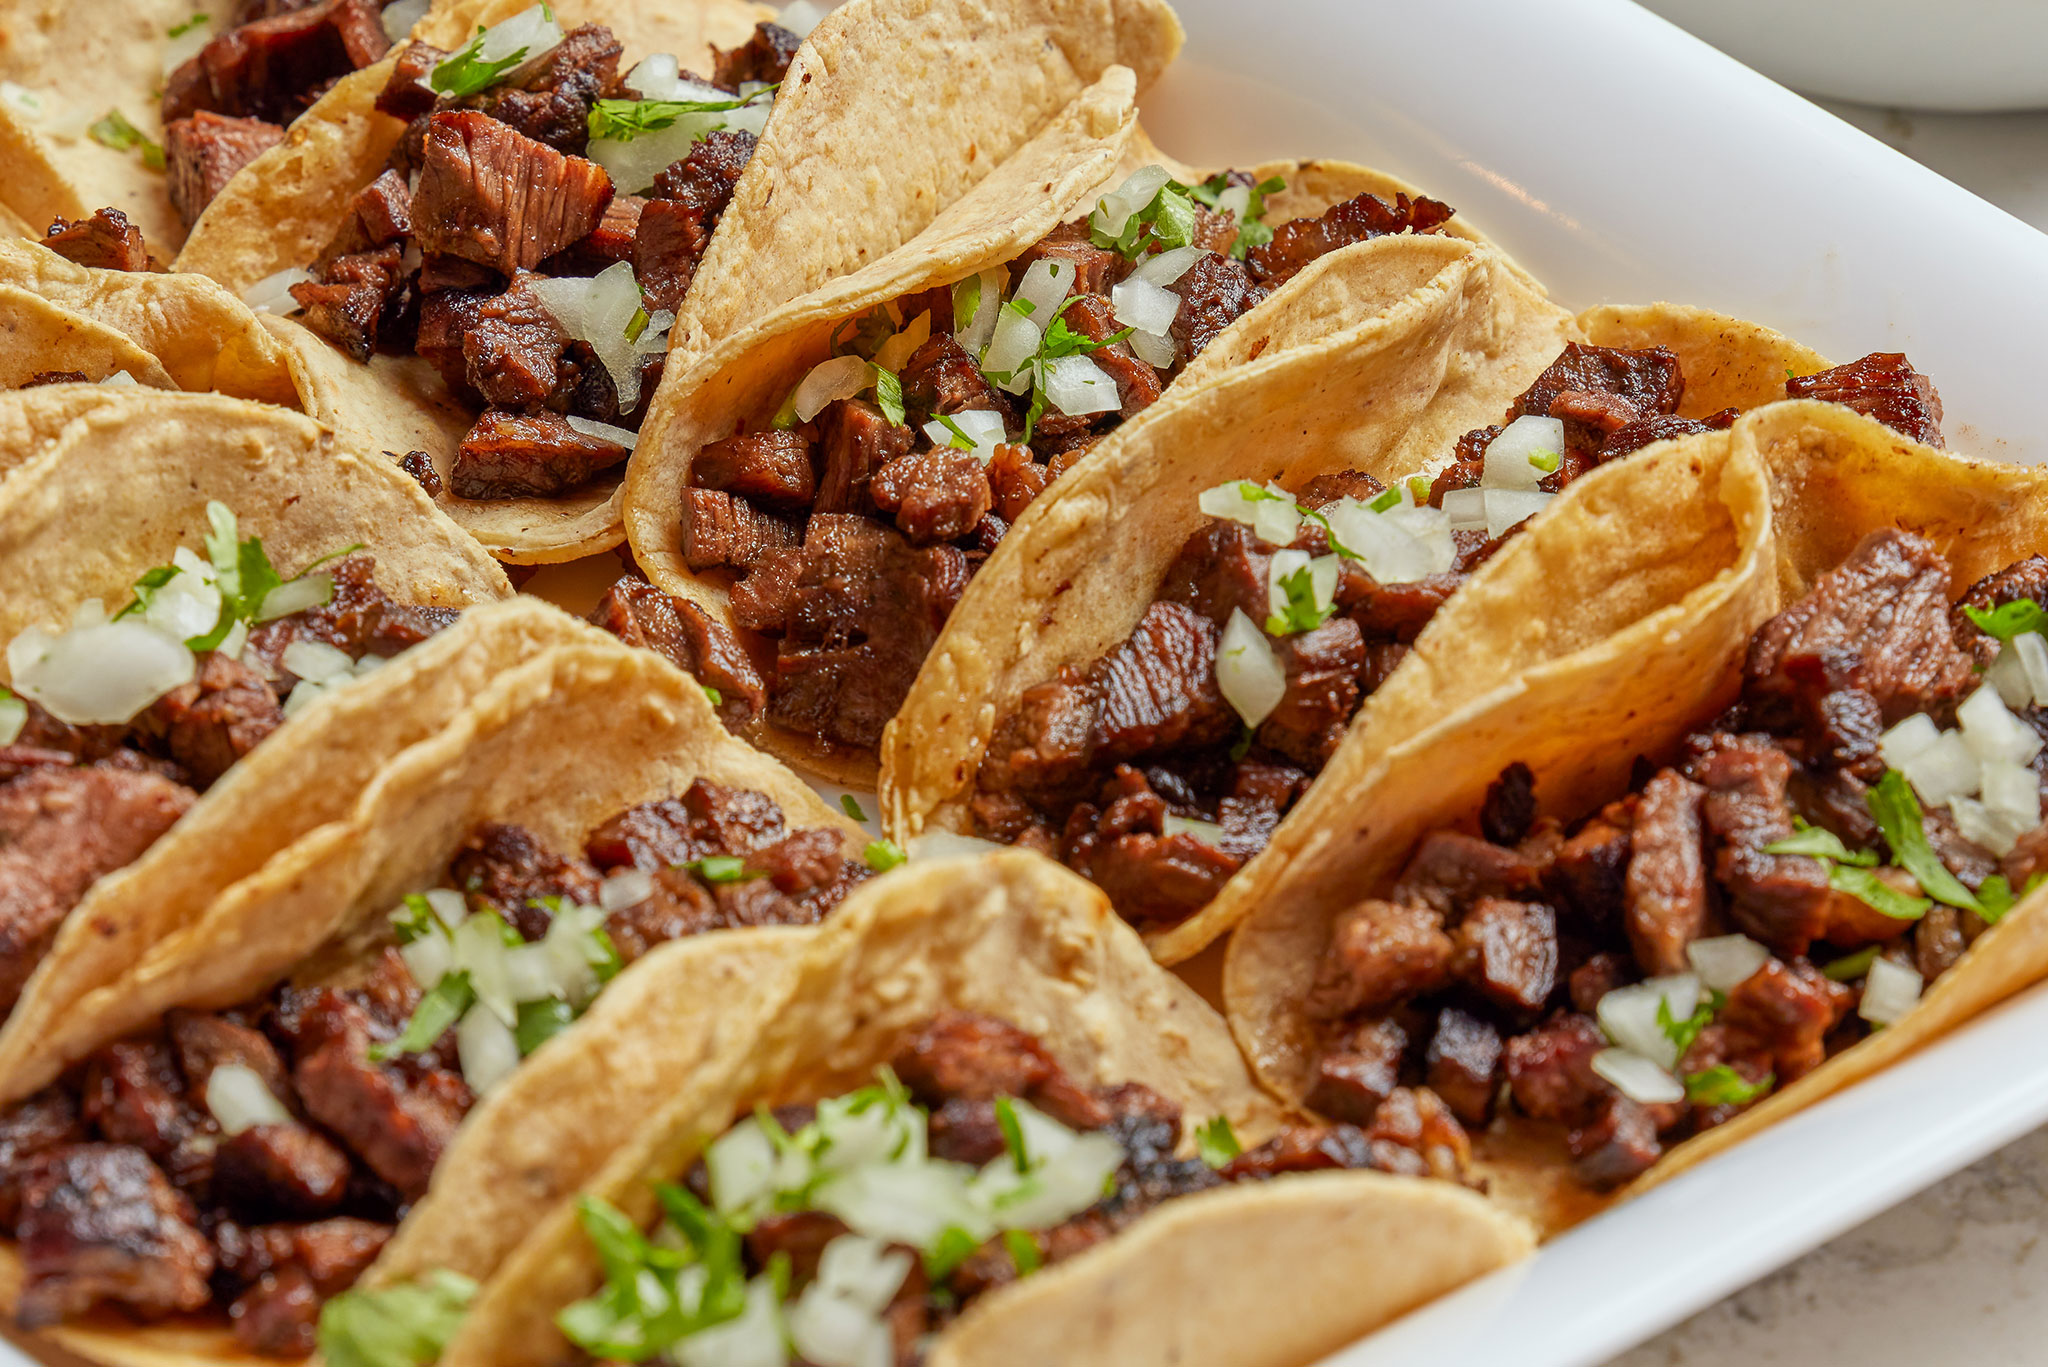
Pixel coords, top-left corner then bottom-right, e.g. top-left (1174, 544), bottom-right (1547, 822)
top-left (1137, 0), bottom-right (2048, 1361)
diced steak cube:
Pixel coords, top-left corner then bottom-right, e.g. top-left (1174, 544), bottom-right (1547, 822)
top-left (587, 578), bottom-right (767, 729)
top-left (694, 430), bottom-right (817, 510)
top-left (1786, 352), bottom-right (1944, 447)
top-left (450, 410), bottom-right (630, 499)
top-left (40, 208), bottom-right (160, 272)
top-left (412, 110), bottom-right (614, 275)
top-left (681, 489), bottom-right (802, 571)
top-left (1305, 1017), bottom-right (1408, 1124)
top-left (15, 1145), bottom-right (215, 1326)
top-left (1624, 769), bottom-right (1709, 975)
top-left (1247, 191), bottom-right (1455, 285)
top-left (1454, 897), bottom-right (1560, 1012)
top-left (1309, 899), bottom-right (1454, 1018)
top-left (872, 449), bottom-right (994, 544)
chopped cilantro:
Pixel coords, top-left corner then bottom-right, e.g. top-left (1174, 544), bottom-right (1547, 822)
top-left (1820, 945), bottom-right (1882, 982)
top-left (1963, 599), bottom-right (2048, 644)
top-left (368, 971), bottom-right (473, 1062)
top-left (1868, 770), bottom-right (1986, 916)
top-left (1003, 1229), bottom-right (1042, 1277)
top-left (1684, 1065), bottom-right (1773, 1106)
top-left (685, 855), bottom-right (755, 884)
top-left (1784, 367), bottom-right (1798, 381)
top-left (840, 794), bottom-right (868, 822)
top-left (924, 1225), bottom-right (980, 1282)
top-left (167, 13), bottom-right (208, 37)
top-left (317, 1269), bottom-right (476, 1367)
top-left (514, 996), bottom-right (576, 1055)
top-left (1187, 172), bottom-right (1287, 257)
top-left (931, 412), bottom-right (977, 451)
top-left (1368, 486), bottom-right (1402, 513)
top-left (994, 1096), bottom-right (1029, 1173)
top-left (1264, 564), bottom-right (1333, 637)
top-left (1227, 725), bottom-right (1255, 762)
top-left (1406, 474), bottom-right (1435, 504)
top-left (1528, 447), bottom-right (1562, 474)
top-left (1978, 871), bottom-right (2047, 924)
top-left (864, 838), bottom-right (907, 872)
top-left (829, 307), bottom-right (895, 360)
top-left (389, 893), bottom-right (440, 944)
top-left (1763, 820), bottom-right (1879, 866)
top-left (625, 306), bottom-right (650, 343)
top-left (701, 684), bottom-right (722, 706)
top-left (1826, 864), bottom-right (1931, 922)
top-left (1195, 1115), bottom-right (1241, 1168)
top-left (993, 295), bottom-right (1134, 443)
top-left (88, 110), bottom-right (164, 171)
top-left (430, 25), bottom-right (532, 100)
top-left (586, 86), bottom-right (774, 142)
top-left (558, 1191), bottom-right (749, 1359)
top-left (1090, 179), bottom-right (1199, 259)
top-left (1657, 990), bottom-right (1722, 1057)
top-left (872, 365), bottom-right (906, 425)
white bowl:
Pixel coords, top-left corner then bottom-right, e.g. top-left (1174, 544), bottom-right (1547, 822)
top-left (1638, 0), bottom-right (2048, 110)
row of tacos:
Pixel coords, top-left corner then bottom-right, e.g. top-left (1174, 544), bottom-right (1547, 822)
top-left (4, 0), bottom-right (2048, 1362)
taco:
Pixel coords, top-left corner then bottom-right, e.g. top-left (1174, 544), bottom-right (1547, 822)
top-left (0, 607), bottom-right (885, 1363)
top-left (169, 0), bottom-right (1182, 562)
top-left (621, 114), bottom-right (1500, 785)
top-left (0, 0), bottom-right (443, 258)
top-left (881, 279), bottom-right (1954, 965)
top-left (392, 850), bottom-right (1532, 1367)
top-left (1220, 400), bottom-right (2048, 1235)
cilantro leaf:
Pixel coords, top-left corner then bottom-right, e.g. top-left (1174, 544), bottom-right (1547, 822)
top-left (586, 86), bottom-right (775, 142)
top-left (872, 365), bottom-right (906, 425)
top-left (1090, 180), bottom-right (1200, 259)
top-left (931, 413), bottom-right (976, 451)
top-left (317, 1269), bottom-right (477, 1367)
top-left (1003, 1229), bottom-right (1042, 1277)
top-left (368, 972), bottom-right (474, 1062)
top-left (1978, 870), bottom-right (2048, 925)
top-left (1195, 1115), bottom-right (1241, 1168)
top-left (994, 1096), bottom-right (1029, 1172)
top-left (829, 307), bottom-right (895, 360)
top-left (1368, 486), bottom-right (1402, 513)
top-left (1963, 599), bottom-right (2048, 643)
top-left (1763, 820), bottom-right (1879, 866)
top-left (684, 855), bottom-right (755, 884)
top-left (924, 1225), bottom-right (980, 1282)
top-left (168, 13), bottom-right (208, 37)
top-left (514, 996), bottom-right (576, 1055)
top-left (388, 893), bottom-right (440, 945)
top-left (1187, 171), bottom-right (1287, 257)
top-left (1820, 945), bottom-right (1881, 982)
top-left (701, 684), bottom-right (722, 706)
top-left (1684, 1065), bottom-right (1773, 1106)
top-left (1528, 447), bottom-right (1562, 473)
top-left (429, 25), bottom-right (530, 100)
top-left (840, 794), bottom-right (868, 822)
top-left (1827, 864), bottom-right (1932, 922)
top-left (1263, 564), bottom-right (1333, 637)
top-left (864, 838), bottom-right (907, 872)
top-left (88, 110), bottom-right (164, 171)
top-left (1867, 770), bottom-right (1985, 915)
top-left (1657, 992), bottom-right (1719, 1057)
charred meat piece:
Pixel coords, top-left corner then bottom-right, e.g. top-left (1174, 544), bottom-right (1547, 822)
top-left (681, 489), bottom-right (802, 571)
top-left (242, 553), bottom-right (457, 665)
top-left (585, 779), bottom-right (787, 870)
top-left (1310, 900), bottom-right (1454, 1018)
top-left (163, 0), bottom-right (390, 124)
top-left (872, 448), bottom-right (994, 544)
top-left (1256, 617), bottom-right (1365, 769)
top-left (1953, 555), bottom-right (2048, 670)
top-left (1623, 769), bottom-right (1709, 976)
top-left (398, 449), bottom-right (443, 497)
top-left (1503, 1012), bottom-right (1610, 1125)
top-left (287, 989), bottom-right (470, 1199)
top-left (1598, 407), bottom-right (1739, 460)
top-left (986, 444), bottom-right (1051, 522)
top-left (1569, 1096), bottom-right (1665, 1190)
top-left (0, 766), bottom-right (196, 1012)
top-left (814, 399), bottom-right (915, 515)
top-left (320, 167), bottom-right (414, 260)
top-left (1083, 601), bottom-right (1235, 762)
top-left (891, 1012), bottom-right (1105, 1130)
top-left (587, 578), bottom-right (768, 729)
top-left (1013, 223), bottom-right (1125, 300)
top-left (1247, 191), bottom-right (1454, 285)
top-left (168, 1008), bottom-right (292, 1103)
top-left (40, 208), bottom-right (161, 272)
top-left (1453, 897), bottom-right (1560, 1012)
top-left (1060, 294), bottom-right (1164, 419)
top-left (901, 334), bottom-right (1015, 423)
top-left (373, 41), bottom-right (446, 121)
top-left (211, 1123), bottom-right (353, 1218)
top-left (478, 24), bottom-right (623, 156)
top-left (290, 242), bottom-right (406, 362)
top-left (1508, 343), bottom-right (1684, 455)
top-left (1426, 1008), bottom-right (1503, 1126)
top-left (451, 410), bottom-right (630, 499)
top-left (1686, 733), bottom-right (1833, 956)
top-left (143, 651), bottom-right (286, 788)
top-left (1718, 958), bottom-right (1850, 1084)
top-left (1390, 829), bottom-right (1547, 916)
top-left (1168, 251), bottom-right (1266, 363)
top-left (1786, 352), bottom-right (1944, 447)
top-left (1305, 1017), bottom-right (1408, 1124)
top-left (710, 22), bottom-right (803, 87)
top-left (412, 111), bottom-right (614, 275)
top-left (1743, 529), bottom-right (1974, 759)
top-left (1074, 812), bottom-right (1245, 928)
top-left (635, 128), bottom-right (757, 312)
top-left (693, 430), bottom-right (816, 511)
top-left (0, 1092), bottom-right (83, 1227)
top-left (1550, 801), bottom-right (1634, 930)
top-left (20, 371), bottom-right (91, 387)
top-left (1158, 520), bottom-right (1273, 628)
top-left (449, 823), bottom-right (603, 938)
top-left (461, 272), bottom-right (569, 407)
top-left (15, 1145), bottom-right (214, 1327)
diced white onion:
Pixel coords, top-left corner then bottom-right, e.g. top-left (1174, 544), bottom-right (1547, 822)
top-left (456, 1002), bottom-right (521, 1095)
top-left (1484, 488), bottom-right (1553, 539)
top-left (1980, 757), bottom-right (2042, 833)
top-left (1011, 258), bottom-right (1072, 322)
top-left (1127, 328), bottom-right (1175, 369)
top-left (673, 1274), bottom-right (789, 1367)
top-left (399, 931), bottom-right (453, 989)
top-left (504, 942), bottom-right (556, 1002)
top-left (239, 266), bottom-right (312, 316)
top-left (622, 54), bottom-right (727, 103)
top-left (871, 310), bottom-right (931, 376)
top-left (790, 354), bottom-right (875, 423)
top-left (381, 0), bottom-right (428, 40)
top-left (788, 1286), bottom-right (889, 1367)
top-left (1441, 486), bottom-right (1487, 532)
top-left (1321, 495), bottom-right (1457, 585)
top-left (1481, 415), bottom-right (1566, 491)
top-left (439, 4), bottom-right (563, 85)
top-left (920, 408), bottom-right (1006, 465)
top-left (1163, 814), bottom-right (1228, 847)
top-left (1039, 354), bottom-right (1119, 417)
top-left (255, 572), bottom-right (332, 622)
top-left (816, 1158), bottom-right (987, 1249)
top-left (425, 887), bottom-right (469, 930)
top-left (1216, 608), bottom-right (1285, 728)
top-left (1902, 729), bottom-right (1982, 808)
top-left (952, 266), bottom-right (1007, 358)
top-left (453, 913), bottom-right (516, 1026)
top-left (1111, 277), bottom-right (1180, 337)
top-left (1686, 934), bottom-right (1771, 992)
top-left (600, 868), bottom-right (655, 912)
top-left (1198, 480), bottom-right (1304, 547)
top-left (281, 639), bottom-right (355, 684)
top-left (7, 619), bottom-right (195, 725)
top-left (2014, 633), bottom-right (2048, 708)
top-left (706, 1118), bottom-right (778, 1216)
top-left (1859, 956), bottom-right (1923, 1026)
top-left (982, 308), bottom-right (1042, 395)
top-left (1266, 548), bottom-right (1309, 617)
top-left (541, 904), bottom-right (603, 1008)
top-left (0, 82), bottom-right (42, 122)
top-left (1591, 1048), bottom-right (1685, 1105)
top-left (100, 371), bottom-right (140, 387)
top-left (530, 262), bottom-right (665, 413)
top-left (1879, 713), bottom-right (1943, 771)
top-left (589, 113), bottom-right (728, 194)
top-left (141, 568), bottom-right (222, 643)
top-left (205, 1063), bottom-right (292, 1136)
top-left (1595, 973), bottom-right (1701, 1071)
top-left (566, 415), bottom-right (640, 450)
top-left (1215, 183), bottom-right (1253, 223)
top-left (1090, 164), bottom-right (1171, 241)
top-left (977, 1131), bottom-right (1124, 1230)
top-left (1959, 684), bottom-right (2044, 766)
top-left (776, 0), bottom-right (830, 37)
top-left (162, 18), bottom-right (212, 77)
top-left (815, 1235), bottom-right (910, 1314)
top-left (1130, 244), bottom-right (1206, 288)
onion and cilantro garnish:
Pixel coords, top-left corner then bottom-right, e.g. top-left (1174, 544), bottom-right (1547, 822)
top-left (428, 4), bottom-right (565, 101)
top-left (86, 109), bottom-right (164, 172)
top-left (555, 1070), bottom-right (1138, 1365)
top-left (316, 1269), bottom-right (478, 1367)
top-left (584, 54), bottom-right (777, 193)
top-left (4, 503), bottom-right (357, 727)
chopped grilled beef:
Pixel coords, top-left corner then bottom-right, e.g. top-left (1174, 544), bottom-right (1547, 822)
top-left (290, 242), bottom-right (406, 361)
top-left (1507, 343), bottom-right (1684, 456)
top-left (1952, 556), bottom-right (2048, 670)
top-left (477, 24), bottom-right (622, 156)
top-left (0, 766), bottom-right (196, 1012)
top-left (1785, 352), bottom-right (1944, 447)
top-left (1686, 732), bottom-right (1833, 956)
top-left (901, 334), bottom-right (1015, 423)
top-left (546, 193), bottom-right (643, 273)
top-left (1453, 897), bottom-right (1560, 1012)
top-left (372, 41), bottom-right (445, 121)
top-left (20, 371), bottom-right (91, 387)
top-left (222, 1217), bottom-right (392, 1356)
top-left (986, 443), bottom-right (1052, 521)
top-left (1717, 958), bottom-right (1850, 1084)
top-left (411, 111), bottom-right (614, 275)
top-left (450, 410), bottom-right (630, 499)
top-left (586, 578), bottom-right (767, 729)
top-left (40, 208), bottom-right (161, 272)
top-left (162, 0), bottom-right (390, 124)
top-left (1550, 801), bottom-right (1634, 930)
top-left (1390, 829), bottom-right (1546, 916)
top-left (1502, 1012), bottom-right (1609, 1126)
top-left (1310, 900), bottom-right (1454, 1018)
top-left (242, 553), bottom-right (457, 665)
top-left (1168, 251), bottom-right (1266, 362)
top-left (323, 167), bottom-right (413, 258)
top-left (1425, 1007), bottom-right (1503, 1125)
top-left (144, 651), bottom-right (287, 787)
top-left (448, 823), bottom-right (603, 939)
top-left (1623, 769), bottom-right (1709, 975)
top-left (1247, 191), bottom-right (1455, 285)
top-left (681, 488), bottom-right (802, 570)
top-left (397, 449), bottom-right (443, 496)
top-left (892, 1013), bottom-right (1105, 1131)
top-left (1480, 761), bottom-right (1538, 846)
top-left (871, 448), bottom-right (994, 544)
top-left (1060, 293), bottom-right (1165, 419)
top-left (1598, 407), bottom-right (1739, 460)
top-left (168, 1009), bottom-right (292, 1104)
top-left (710, 22), bottom-right (802, 87)
top-left (212, 1123), bottom-right (353, 1218)
top-left (585, 780), bottom-right (785, 871)
top-left (1256, 617), bottom-right (1366, 768)
top-left (1013, 223), bottom-right (1125, 301)
top-left (15, 1145), bottom-right (214, 1327)
top-left (814, 399), bottom-right (915, 514)
top-left (1305, 1017), bottom-right (1408, 1124)
top-left (1744, 529), bottom-right (1975, 761)
top-left (634, 128), bottom-right (757, 312)
top-left (460, 272), bottom-right (569, 407)
top-left (0, 1091), bottom-right (82, 1227)
top-left (1570, 1096), bottom-right (1665, 1189)
top-left (693, 430), bottom-right (817, 511)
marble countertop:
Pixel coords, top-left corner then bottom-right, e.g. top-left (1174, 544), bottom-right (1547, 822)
top-left (1610, 96), bottom-right (2048, 1367)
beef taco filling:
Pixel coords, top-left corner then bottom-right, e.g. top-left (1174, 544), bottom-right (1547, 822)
top-left (512, 1010), bottom-right (1469, 1367)
top-left (262, 9), bottom-right (804, 504)
top-left (0, 505), bottom-right (456, 1015)
top-left (967, 346), bottom-right (1948, 930)
top-left (0, 779), bottom-right (870, 1355)
top-left (690, 169), bottom-right (1457, 755)
top-left (1301, 528), bottom-right (2048, 1191)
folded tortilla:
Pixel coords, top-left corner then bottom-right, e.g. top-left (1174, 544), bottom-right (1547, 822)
top-left (435, 850), bottom-right (1533, 1367)
top-left (879, 234), bottom-right (1580, 959)
top-left (0, 629), bottom-right (863, 1367)
top-left (1223, 402), bottom-right (2048, 1235)
top-left (172, 0), bottom-right (1183, 563)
